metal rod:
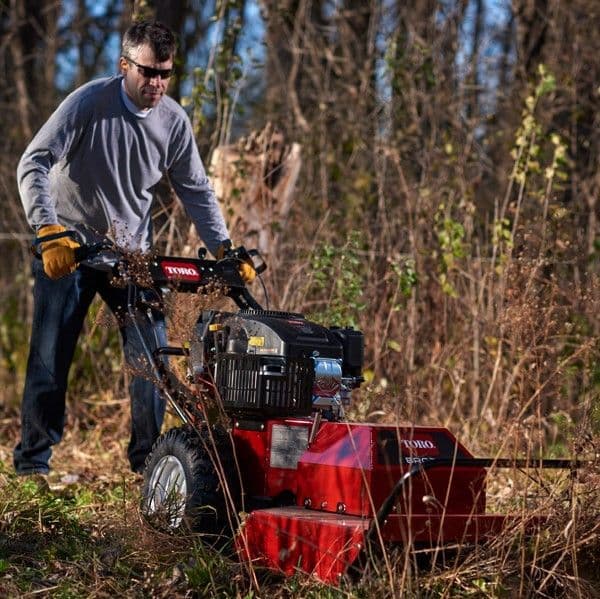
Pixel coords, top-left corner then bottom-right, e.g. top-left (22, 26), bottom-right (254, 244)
top-left (126, 281), bottom-right (190, 425)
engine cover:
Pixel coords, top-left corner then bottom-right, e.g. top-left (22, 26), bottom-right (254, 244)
top-left (223, 310), bottom-right (344, 360)
top-left (213, 310), bottom-right (344, 417)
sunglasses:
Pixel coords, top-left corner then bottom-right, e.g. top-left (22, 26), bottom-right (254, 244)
top-left (124, 57), bottom-right (173, 80)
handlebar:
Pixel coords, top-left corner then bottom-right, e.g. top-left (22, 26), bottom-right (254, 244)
top-left (31, 230), bottom-right (266, 310)
top-left (30, 230), bottom-right (111, 262)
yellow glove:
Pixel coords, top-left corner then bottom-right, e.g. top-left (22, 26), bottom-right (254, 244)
top-left (238, 261), bottom-right (256, 284)
top-left (215, 241), bottom-right (256, 284)
top-left (38, 224), bottom-right (80, 280)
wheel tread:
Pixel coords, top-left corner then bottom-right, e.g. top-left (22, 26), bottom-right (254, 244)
top-left (142, 424), bottom-right (240, 536)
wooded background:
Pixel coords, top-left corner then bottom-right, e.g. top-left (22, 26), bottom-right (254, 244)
top-left (1, 0), bottom-right (599, 452)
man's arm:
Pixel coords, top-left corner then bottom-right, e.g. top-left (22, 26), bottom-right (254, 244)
top-left (17, 88), bottom-right (90, 229)
top-left (167, 117), bottom-right (230, 256)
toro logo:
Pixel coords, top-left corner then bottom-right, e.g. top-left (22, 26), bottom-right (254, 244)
top-left (161, 261), bottom-right (201, 282)
top-left (400, 436), bottom-right (438, 457)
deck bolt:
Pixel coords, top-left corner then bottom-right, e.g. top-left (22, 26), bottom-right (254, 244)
top-left (304, 498), bottom-right (312, 508)
top-left (320, 501), bottom-right (328, 509)
top-left (336, 502), bottom-right (346, 513)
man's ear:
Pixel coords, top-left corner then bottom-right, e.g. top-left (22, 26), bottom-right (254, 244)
top-left (118, 56), bottom-right (128, 75)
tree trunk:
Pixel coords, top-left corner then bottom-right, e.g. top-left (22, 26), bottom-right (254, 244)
top-left (8, 0), bottom-right (32, 140)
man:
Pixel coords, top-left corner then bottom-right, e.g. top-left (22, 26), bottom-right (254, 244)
top-left (14, 20), bottom-right (252, 475)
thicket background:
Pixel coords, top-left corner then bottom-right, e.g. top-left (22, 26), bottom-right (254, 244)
top-left (2, 0), bottom-right (599, 451)
top-left (1, 1), bottom-right (600, 596)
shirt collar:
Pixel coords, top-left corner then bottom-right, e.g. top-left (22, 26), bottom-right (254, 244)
top-left (120, 79), bottom-right (153, 118)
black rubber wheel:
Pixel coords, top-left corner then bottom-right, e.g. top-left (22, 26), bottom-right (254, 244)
top-left (141, 425), bottom-right (240, 538)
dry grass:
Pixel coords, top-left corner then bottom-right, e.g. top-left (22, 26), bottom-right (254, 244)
top-left (0, 396), bottom-right (599, 597)
top-left (1, 246), bottom-right (598, 597)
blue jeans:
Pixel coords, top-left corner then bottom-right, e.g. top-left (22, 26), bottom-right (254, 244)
top-left (13, 259), bottom-right (167, 474)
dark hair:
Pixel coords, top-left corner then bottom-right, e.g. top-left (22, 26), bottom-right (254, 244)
top-left (122, 20), bottom-right (176, 62)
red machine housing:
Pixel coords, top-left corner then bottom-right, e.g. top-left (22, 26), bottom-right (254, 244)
top-left (61, 242), bottom-right (573, 585)
top-left (233, 418), bottom-right (509, 583)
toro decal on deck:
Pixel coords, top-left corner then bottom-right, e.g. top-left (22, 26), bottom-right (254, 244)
top-left (377, 430), bottom-right (442, 465)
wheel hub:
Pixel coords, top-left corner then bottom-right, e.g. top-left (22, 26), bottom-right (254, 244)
top-left (145, 455), bottom-right (187, 527)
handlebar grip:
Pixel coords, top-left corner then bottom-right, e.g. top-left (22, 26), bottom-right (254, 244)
top-left (31, 230), bottom-right (84, 258)
top-left (73, 246), bottom-right (90, 262)
top-left (31, 231), bottom-right (107, 263)
top-left (247, 249), bottom-right (267, 275)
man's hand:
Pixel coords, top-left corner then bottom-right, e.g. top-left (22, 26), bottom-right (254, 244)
top-left (38, 224), bottom-right (80, 279)
top-left (215, 240), bottom-right (256, 284)
top-left (238, 261), bottom-right (256, 284)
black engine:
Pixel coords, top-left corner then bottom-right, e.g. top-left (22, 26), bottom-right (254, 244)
top-left (200, 310), bottom-right (364, 418)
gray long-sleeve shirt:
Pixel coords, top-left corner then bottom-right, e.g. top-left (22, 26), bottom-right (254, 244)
top-left (17, 75), bottom-right (229, 254)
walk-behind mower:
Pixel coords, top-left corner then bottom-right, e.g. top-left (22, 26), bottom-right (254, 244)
top-left (35, 233), bottom-right (581, 584)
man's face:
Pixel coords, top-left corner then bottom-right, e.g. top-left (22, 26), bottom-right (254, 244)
top-left (119, 44), bottom-right (173, 110)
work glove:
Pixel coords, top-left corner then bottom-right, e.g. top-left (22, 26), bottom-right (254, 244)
top-left (216, 240), bottom-right (256, 284)
top-left (238, 261), bottom-right (257, 284)
top-left (38, 224), bottom-right (80, 280)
